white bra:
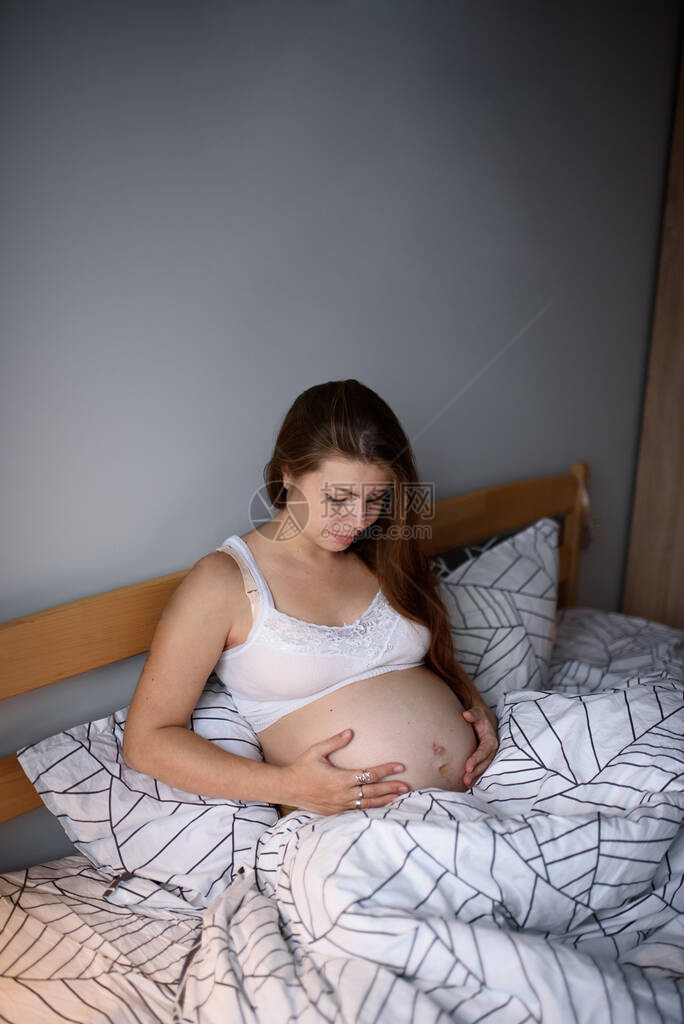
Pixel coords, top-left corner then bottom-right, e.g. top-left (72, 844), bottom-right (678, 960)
top-left (211, 534), bottom-right (431, 732)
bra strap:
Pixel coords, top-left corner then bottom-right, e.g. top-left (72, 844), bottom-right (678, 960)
top-left (215, 543), bottom-right (259, 613)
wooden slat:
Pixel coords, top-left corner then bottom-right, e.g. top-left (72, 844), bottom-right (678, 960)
top-left (0, 570), bottom-right (188, 701)
top-left (0, 754), bottom-right (42, 823)
top-left (421, 464), bottom-right (588, 608)
top-left (420, 468), bottom-right (584, 555)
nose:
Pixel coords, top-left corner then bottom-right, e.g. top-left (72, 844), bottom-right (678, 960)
top-left (352, 503), bottom-right (367, 526)
top-left (340, 500), bottom-right (368, 533)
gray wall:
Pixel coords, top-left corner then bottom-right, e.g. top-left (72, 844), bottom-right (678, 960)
top-left (1, 0), bottom-right (681, 870)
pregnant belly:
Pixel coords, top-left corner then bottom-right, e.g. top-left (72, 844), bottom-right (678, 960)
top-left (257, 666), bottom-right (477, 813)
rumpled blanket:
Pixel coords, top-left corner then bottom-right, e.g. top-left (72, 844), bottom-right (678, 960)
top-left (175, 667), bottom-right (684, 1023)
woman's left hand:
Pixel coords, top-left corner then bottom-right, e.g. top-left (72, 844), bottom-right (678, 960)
top-left (461, 705), bottom-right (499, 787)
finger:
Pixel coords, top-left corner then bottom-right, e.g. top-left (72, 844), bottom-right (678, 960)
top-left (466, 738), bottom-right (498, 767)
top-left (470, 723), bottom-right (496, 747)
top-left (465, 751), bottom-right (490, 775)
top-left (358, 781), bottom-right (410, 799)
top-left (463, 762), bottom-right (485, 786)
top-left (463, 711), bottom-right (487, 735)
top-left (467, 762), bottom-right (490, 785)
top-left (463, 708), bottom-right (498, 737)
top-left (353, 792), bottom-right (405, 810)
top-left (465, 744), bottom-right (499, 780)
top-left (464, 743), bottom-right (497, 775)
top-left (465, 746), bottom-right (487, 771)
top-left (312, 729), bottom-right (354, 757)
top-left (349, 762), bottom-right (406, 785)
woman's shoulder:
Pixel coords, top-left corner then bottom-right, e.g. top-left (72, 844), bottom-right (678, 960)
top-left (188, 551), bottom-right (254, 645)
top-left (192, 546), bottom-right (249, 605)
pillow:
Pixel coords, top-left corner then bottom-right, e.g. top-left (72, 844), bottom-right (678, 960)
top-left (429, 516), bottom-right (560, 711)
top-left (478, 676), bottom-right (684, 816)
top-left (17, 674), bottom-right (278, 912)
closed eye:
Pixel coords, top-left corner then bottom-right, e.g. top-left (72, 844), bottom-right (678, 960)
top-left (327, 492), bottom-right (389, 506)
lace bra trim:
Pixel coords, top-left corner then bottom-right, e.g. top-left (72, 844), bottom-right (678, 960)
top-left (254, 593), bottom-right (401, 657)
top-left (268, 585), bottom-right (384, 632)
top-left (226, 534), bottom-right (384, 632)
top-left (215, 535), bottom-right (424, 660)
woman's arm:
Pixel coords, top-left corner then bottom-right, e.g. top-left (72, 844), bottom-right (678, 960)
top-left (122, 553), bottom-right (285, 799)
top-left (126, 717), bottom-right (288, 803)
top-left (123, 554), bottom-right (408, 813)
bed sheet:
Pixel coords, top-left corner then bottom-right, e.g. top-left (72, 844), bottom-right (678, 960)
top-left (550, 605), bottom-right (684, 692)
top-left (0, 855), bottom-right (200, 1023)
top-left (173, 606), bottom-right (684, 1023)
top-left (1, 607), bottom-right (682, 1024)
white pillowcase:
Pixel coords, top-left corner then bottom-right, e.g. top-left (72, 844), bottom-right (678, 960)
top-left (17, 676), bottom-right (278, 911)
top-left (477, 676), bottom-right (684, 815)
top-left (430, 517), bottom-right (560, 711)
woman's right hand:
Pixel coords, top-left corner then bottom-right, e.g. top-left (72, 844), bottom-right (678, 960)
top-left (279, 729), bottom-right (410, 816)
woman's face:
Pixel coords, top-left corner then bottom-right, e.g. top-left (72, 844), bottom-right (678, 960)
top-left (283, 456), bottom-right (393, 549)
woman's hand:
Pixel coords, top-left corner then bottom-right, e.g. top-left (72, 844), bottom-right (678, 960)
top-left (279, 729), bottom-right (410, 816)
top-left (461, 704), bottom-right (499, 787)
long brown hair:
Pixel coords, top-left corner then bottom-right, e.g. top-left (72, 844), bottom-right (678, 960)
top-left (263, 379), bottom-right (477, 709)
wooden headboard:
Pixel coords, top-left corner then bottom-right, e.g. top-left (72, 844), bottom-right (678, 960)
top-left (0, 461), bottom-right (590, 825)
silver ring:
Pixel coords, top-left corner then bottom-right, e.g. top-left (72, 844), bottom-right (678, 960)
top-left (357, 786), bottom-right (364, 800)
top-left (355, 797), bottom-right (362, 809)
top-left (355, 769), bottom-right (372, 784)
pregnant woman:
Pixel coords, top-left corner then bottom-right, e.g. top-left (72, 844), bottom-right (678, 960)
top-left (123, 379), bottom-right (499, 815)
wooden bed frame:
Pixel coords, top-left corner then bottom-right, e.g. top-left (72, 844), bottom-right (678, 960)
top-left (0, 461), bottom-right (590, 826)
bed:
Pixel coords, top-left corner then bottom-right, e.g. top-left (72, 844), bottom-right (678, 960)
top-left (1, 460), bottom-right (682, 1023)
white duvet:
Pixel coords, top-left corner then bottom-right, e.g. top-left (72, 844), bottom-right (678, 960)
top-left (1, 609), bottom-right (683, 1024)
top-left (175, 610), bottom-right (684, 1023)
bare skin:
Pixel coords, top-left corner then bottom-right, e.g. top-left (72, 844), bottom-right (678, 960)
top-left (225, 524), bottom-right (477, 814)
top-left (122, 457), bottom-right (498, 817)
top-left (259, 669), bottom-right (477, 815)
